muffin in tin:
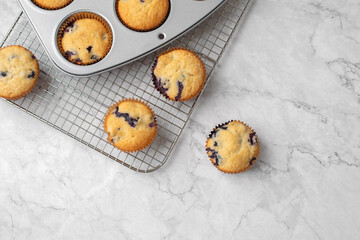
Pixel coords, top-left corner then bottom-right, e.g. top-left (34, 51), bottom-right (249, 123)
top-left (116, 0), bottom-right (170, 31)
top-left (104, 99), bottom-right (157, 152)
top-left (32, 0), bottom-right (73, 10)
top-left (0, 46), bottom-right (39, 100)
top-left (58, 13), bottom-right (112, 65)
top-left (152, 48), bottom-right (206, 101)
top-left (206, 120), bottom-right (260, 173)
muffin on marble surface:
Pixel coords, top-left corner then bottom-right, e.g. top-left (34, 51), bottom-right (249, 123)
top-left (206, 120), bottom-right (260, 174)
top-left (0, 46), bottom-right (39, 100)
top-left (117, 0), bottom-right (170, 31)
top-left (104, 99), bottom-right (157, 152)
top-left (152, 48), bottom-right (206, 101)
top-left (59, 13), bottom-right (112, 65)
top-left (32, 0), bottom-right (73, 10)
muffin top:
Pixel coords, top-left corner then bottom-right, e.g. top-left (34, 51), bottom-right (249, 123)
top-left (153, 49), bottom-right (206, 101)
top-left (104, 100), bottom-right (157, 152)
top-left (61, 18), bottom-right (110, 65)
top-left (206, 121), bottom-right (260, 173)
top-left (117, 0), bottom-right (169, 31)
top-left (33, 0), bottom-right (73, 9)
top-left (0, 46), bottom-right (39, 100)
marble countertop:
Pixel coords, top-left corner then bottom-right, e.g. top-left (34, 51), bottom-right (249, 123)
top-left (1, 0), bottom-right (360, 239)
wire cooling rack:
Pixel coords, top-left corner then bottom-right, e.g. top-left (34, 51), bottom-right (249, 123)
top-left (1, 0), bottom-right (251, 172)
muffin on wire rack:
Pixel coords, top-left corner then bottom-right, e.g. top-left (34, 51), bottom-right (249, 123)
top-left (206, 120), bottom-right (260, 174)
top-left (152, 48), bottom-right (206, 101)
top-left (104, 98), bottom-right (157, 152)
top-left (0, 45), bottom-right (39, 100)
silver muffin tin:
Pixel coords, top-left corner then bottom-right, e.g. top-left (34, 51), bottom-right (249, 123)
top-left (17, 0), bottom-right (227, 77)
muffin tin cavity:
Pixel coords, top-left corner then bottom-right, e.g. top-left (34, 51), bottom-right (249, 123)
top-left (57, 12), bottom-right (113, 66)
top-left (31, 0), bottom-right (74, 10)
top-left (115, 0), bottom-right (170, 32)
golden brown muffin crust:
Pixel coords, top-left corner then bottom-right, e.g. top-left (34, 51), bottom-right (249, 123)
top-left (61, 18), bottom-right (110, 65)
top-left (206, 121), bottom-right (260, 173)
top-left (104, 99), bottom-right (157, 152)
top-left (153, 49), bottom-right (206, 101)
top-left (33, 0), bottom-right (73, 9)
top-left (0, 46), bottom-right (39, 100)
top-left (117, 0), bottom-right (170, 31)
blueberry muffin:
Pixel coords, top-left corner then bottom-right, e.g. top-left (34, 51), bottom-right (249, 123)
top-left (0, 46), bottom-right (39, 100)
top-left (206, 120), bottom-right (260, 173)
top-left (104, 99), bottom-right (157, 152)
top-left (117, 0), bottom-right (170, 31)
top-left (60, 15), bottom-right (111, 65)
top-left (152, 49), bottom-right (206, 101)
top-left (32, 0), bottom-right (73, 10)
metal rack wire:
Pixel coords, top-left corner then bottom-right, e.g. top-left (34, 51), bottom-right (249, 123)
top-left (0, 0), bottom-right (251, 172)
